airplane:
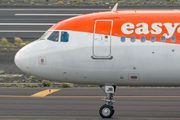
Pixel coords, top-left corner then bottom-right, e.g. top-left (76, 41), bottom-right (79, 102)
top-left (14, 3), bottom-right (180, 118)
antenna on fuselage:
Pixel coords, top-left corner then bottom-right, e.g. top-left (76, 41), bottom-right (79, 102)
top-left (111, 3), bottom-right (118, 11)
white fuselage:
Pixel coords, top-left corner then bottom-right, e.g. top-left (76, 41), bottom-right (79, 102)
top-left (15, 30), bottom-right (180, 86)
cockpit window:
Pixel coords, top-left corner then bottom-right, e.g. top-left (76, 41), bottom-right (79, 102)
top-left (47, 31), bottom-right (59, 42)
top-left (39, 31), bottom-right (52, 40)
top-left (61, 31), bottom-right (69, 42)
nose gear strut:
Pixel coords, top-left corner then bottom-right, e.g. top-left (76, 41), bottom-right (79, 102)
top-left (99, 85), bottom-right (116, 118)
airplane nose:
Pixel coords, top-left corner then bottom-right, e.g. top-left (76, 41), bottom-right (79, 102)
top-left (14, 46), bottom-right (30, 74)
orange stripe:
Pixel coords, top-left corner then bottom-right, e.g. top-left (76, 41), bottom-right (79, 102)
top-left (48, 10), bottom-right (180, 45)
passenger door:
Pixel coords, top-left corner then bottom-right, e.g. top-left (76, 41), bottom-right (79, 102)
top-left (93, 20), bottom-right (113, 59)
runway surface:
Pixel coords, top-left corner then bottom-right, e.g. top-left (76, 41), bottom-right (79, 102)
top-left (1, 7), bottom-right (180, 42)
top-left (1, 87), bottom-right (180, 120)
top-left (0, 8), bottom-right (110, 42)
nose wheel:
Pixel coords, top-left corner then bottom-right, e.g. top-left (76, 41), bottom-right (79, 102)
top-left (99, 104), bottom-right (114, 118)
top-left (99, 85), bottom-right (116, 118)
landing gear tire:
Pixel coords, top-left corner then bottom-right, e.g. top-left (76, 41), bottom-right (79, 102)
top-left (99, 85), bottom-right (116, 118)
top-left (99, 104), bottom-right (114, 118)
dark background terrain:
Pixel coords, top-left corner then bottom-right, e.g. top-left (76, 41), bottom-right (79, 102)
top-left (0, 0), bottom-right (180, 7)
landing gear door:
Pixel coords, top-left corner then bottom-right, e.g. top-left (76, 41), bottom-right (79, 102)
top-left (92, 20), bottom-right (113, 59)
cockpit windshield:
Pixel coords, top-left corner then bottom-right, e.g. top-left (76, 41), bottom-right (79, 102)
top-left (47, 31), bottom-right (59, 42)
top-left (39, 31), bottom-right (52, 40)
top-left (39, 31), bottom-right (59, 42)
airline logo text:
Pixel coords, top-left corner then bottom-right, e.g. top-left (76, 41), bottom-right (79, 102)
top-left (121, 22), bottom-right (180, 38)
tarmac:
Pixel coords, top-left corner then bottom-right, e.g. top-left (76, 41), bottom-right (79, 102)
top-left (1, 87), bottom-right (180, 120)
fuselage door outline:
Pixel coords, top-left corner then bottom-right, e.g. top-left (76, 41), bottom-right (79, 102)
top-left (92, 20), bottom-right (113, 59)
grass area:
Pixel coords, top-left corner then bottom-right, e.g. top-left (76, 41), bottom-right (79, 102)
top-left (30, 83), bottom-right (39, 87)
top-left (88, 85), bottom-right (97, 87)
top-left (16, 84), bottom-right (24, 88)
top-left (4, 83), bottom-right (10, 87)
top-left (0, 70), bottom-right (5, 74)
top-left (42, 80), bottom-right (51, 87)
top-left (0, 0), bottom-right (180, 7)
top-left (0, 37), bottom-right (31, 47)
top-left (61, 82), bottom-right (74, 88)
top-left (0, 74), bottom-right (76, 88)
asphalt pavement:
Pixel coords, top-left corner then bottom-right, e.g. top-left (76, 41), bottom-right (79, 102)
top-left (1, 87), bottom-right (180, 120)
top-left (0, 8), bottom-right (110, 42)
top-left (1, 7), bottom-right (180, 42)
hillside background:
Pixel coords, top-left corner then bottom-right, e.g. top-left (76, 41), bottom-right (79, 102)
top-left (0, 0), bottom-right (179, 7)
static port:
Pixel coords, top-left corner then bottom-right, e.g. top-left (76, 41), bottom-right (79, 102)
top-left (131, 76), bottom-right (138, 79)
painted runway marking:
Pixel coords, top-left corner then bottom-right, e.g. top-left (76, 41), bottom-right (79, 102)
top-left (0, 30), bottom-right (45, 32)
top-left (0, 23), bottom-right (55, 25)
top-left (31, 89), bottom-right (60, 97)
top-left (15, 14), bottom-right (82, 16)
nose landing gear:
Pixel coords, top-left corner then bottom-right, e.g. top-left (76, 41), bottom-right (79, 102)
top-left (99, 104), bottom-right (114, 118)
top-left (99, 85), bottom-right (116, 118)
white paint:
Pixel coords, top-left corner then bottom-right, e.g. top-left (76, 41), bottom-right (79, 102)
top-left (177, 27), bottom-right (180, 33)
top-left (163, 23), bottom-right (180, 38)
top-left (15, 30), bottom-right (180, 87)
top-left (135, 23), bottom-right (149, 34)
top-left (121, 23), bottom-right (134, 34)
top-left (121, 22), bottom-right (180, 37)
top-left (105, 86), bottom-right (114, 93)
top-left (151, 23), bottom-right (162, 34)
top-left (15, 14), bottom-right (82, 16)
top-left (111, 3), bottom-right (118, 11)
top-left (0, 23), bottom-right (55, 25)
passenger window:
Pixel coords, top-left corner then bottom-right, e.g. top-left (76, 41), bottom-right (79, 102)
top-left (161, 36), bottom-right (166, 42)
top-left (47, 31), bottom-right (59, 42)
top-left (61, 31), bottom-right (69, 42)
top-left (151, 36), bottom-right (156, 42)
top-left (121, 36), bottom-right (125, 42)
top-left (171, 36), bottom-right (176, 43)
top-left (131, 36), bottom-right (136, 42)
top-left (140, 36), bottom-right (146, 42)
